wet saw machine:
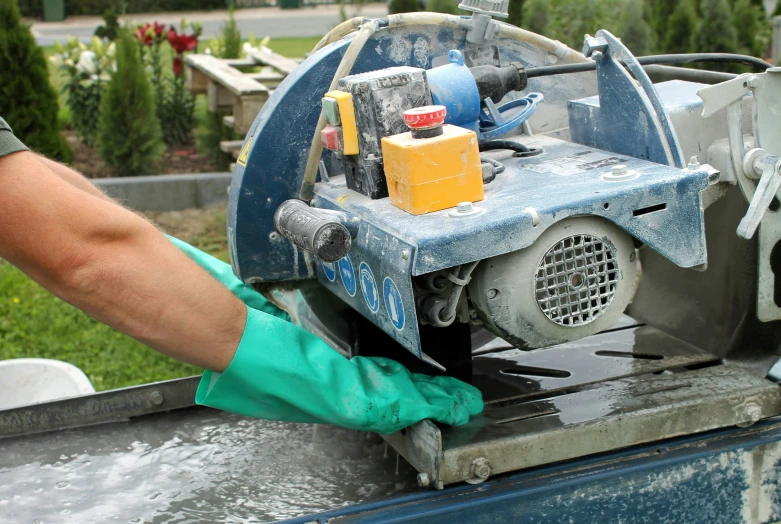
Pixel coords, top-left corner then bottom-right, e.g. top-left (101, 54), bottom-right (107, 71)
top-left (226, 2), bottom-right (781, 490)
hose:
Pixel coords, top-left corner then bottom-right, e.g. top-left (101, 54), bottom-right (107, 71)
top-left (480, 139), bottom-right (542, 158)
top-left (312, 17), bottom-right (367, 53)
top-left (526, 53), bottom-right (771, 78)
top-left (480, 156), bottom-right (504, 183)
top-left (438, 260), bottom-right (480, 326)
top-left (299, 20), bottom-right (379, 202)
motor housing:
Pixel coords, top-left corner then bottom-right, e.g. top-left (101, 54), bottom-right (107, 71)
top-left (469, 217), bottom-right (638, 349)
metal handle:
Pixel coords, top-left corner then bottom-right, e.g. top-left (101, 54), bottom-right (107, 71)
top-left (274, 200), bottom-right (353, 262)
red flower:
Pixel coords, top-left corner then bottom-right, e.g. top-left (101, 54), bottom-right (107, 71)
top-left (167, 29), bottom-right (199, 55)
top-left (135, 22), bottom-right (166, 46)
top-left (173, 55), bottom-right (183, 77)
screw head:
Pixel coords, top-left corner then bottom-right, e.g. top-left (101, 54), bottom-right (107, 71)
top-left (747, 75), bottom-right (760, 89)
top-left (401, 249), bottom-right (411, 260)
top-left (471, 457), bottom-right (491, 480)
top-left (688, 156), bottom-right (701, 170)
top-left (269, 232), bottom-right (280, 241)
top-left (612, 165), bottom-right (628, 176)
top-left (150, 391), bottom-right (164, 406)
top-left (487, 289), bottom-right (498, 299)
top-left (457, 202), bottom-right (473, 213)
top-left (417, 472), bottom-right (430, 488)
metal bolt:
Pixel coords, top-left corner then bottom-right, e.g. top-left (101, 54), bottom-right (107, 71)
top-left (416, 472), bottom-right (430, 488)
top-left (487, 289), bottom-right (498, 299)
top-left (456, 202), bottom-right (473, 213)
top-left (737, 403), bottom-right (763, 427)
top-left (150, 391), bottom-right (164, 406)
top-left (612, 165), bottom-right (628, 177)
top-left (401, 249), bottom-right (410, 260)
top-left (471, 457), bottom-right (491, 480)
top-left (688, 156), bottom-right (701, 170)
top-left (747, 75), bottom-right (760, 89)
top-left (269, 232), bottom-right (280, 241)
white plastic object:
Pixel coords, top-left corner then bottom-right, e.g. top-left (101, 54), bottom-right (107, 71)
top-left (0, 358), bottom-right (95, 411)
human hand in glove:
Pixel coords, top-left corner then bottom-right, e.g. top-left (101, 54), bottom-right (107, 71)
top-left (168, 237), bottom-right (484, 434)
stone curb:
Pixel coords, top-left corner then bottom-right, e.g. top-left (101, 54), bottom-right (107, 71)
top-left (93, 172), bottom-right (232, 212)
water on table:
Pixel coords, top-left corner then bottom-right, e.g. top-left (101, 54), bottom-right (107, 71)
top-left (0, 407), bottom-right (417, 523)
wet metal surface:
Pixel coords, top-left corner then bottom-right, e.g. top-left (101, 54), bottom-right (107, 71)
top-left (472, 325), bottom-right (719, 403)
top-left (0, 408), bottom-right (417, 523)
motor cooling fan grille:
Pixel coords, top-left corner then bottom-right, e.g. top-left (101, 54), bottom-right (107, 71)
top-left (535, 234), bottom-right (619, 327)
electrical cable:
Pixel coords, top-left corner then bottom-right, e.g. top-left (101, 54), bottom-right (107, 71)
top-left (480, 156), bottom-right (504, 183)
top-left (480, 139), bottom-right (543, 158)
top-left (438, 261), bottom-right (480, 326)
top-left (526, 53), bottom-right (771, 78)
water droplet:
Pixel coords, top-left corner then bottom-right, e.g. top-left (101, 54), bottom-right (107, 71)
top-left (55, 481), bottom-right (69, 489)
top-left (52, 462), bottom-right (63, 468)
top-left (32, 520), bottom-right (43, 524)
top-left (60, 509), bottom-right (70, 515)
top-left (130, 518), bottom-right (141, 523)
top-left (33, 488), bottom-right (43, 493)
top-left (63, 502), bottom-right (72, 507)
top-left (59, 455), bottom-right (68, 460)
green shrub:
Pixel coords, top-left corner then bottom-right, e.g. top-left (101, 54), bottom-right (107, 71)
top-left (662, 0), bottom-right (698, 55)
top-left (507, 0), bottom-right (523, 27)
top-left (389, 0), bottom-right (421, 15)
top-left (695, 0), bottom-right (739, 71)
top-left (94, 8), bottom-right (120, 41)
top-left (97, 29), bottom-right (163, 176)
top-left (732, 0), bottom-right (771, 58)
top-left (428, 0), bottom-right (460, 14)
top-left (616, 0), bottom-right (655, 55)
top-left (0, 0), bottom-right (72, 162)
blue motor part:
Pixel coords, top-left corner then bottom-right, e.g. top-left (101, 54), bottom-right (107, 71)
top-left (427, 50), bottom-right (482, 134)
top-left (427, 49), bottom-right (541, 141)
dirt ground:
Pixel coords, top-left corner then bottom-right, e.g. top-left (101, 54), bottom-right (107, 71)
top-left (64, 130), bottom-right (222, 179)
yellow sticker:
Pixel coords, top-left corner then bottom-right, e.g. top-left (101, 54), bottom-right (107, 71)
top-left (237, 136), bottom-right (253, 167)
top-left (336, 195), bottom-right (351, 204)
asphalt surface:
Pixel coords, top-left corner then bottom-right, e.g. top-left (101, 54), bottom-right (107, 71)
top-left (30, 4), bottom-right (388, 46)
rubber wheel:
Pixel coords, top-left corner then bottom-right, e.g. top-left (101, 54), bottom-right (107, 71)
top-left (468, 217), bottom-right (638, 349)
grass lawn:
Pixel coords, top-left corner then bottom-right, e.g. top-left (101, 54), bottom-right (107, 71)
top-left (0, 205), bottom-right (230, 391)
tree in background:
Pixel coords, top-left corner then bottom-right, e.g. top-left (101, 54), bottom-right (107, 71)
top-left (695, 0), bottom-right (739, 71)
top-left (97, 29), bottom-right (163, 176)
top-left (507, 0), bottom-right (523, 28)
top-left (616, 0), bottom-right (655, 55)
top-left (732, 0), bottom-right (772, 59)
top-left (388, 0), bottom-right (421, 15)
top-left (94, 8), bottom-right (120, 42)
top-left (428, 0), bottom-right (461, 14)
top-left (0, 0), bottom-right (72, 162)
top-left (522, 0), bottom-right (552, 36)
top-left (662, 0), bottom-right (698, 54)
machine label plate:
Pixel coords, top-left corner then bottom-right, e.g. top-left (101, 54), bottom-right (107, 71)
top-left (529, 150), bottom-right (626, 176)
top-left (321, 261), bottom-right (336, 282)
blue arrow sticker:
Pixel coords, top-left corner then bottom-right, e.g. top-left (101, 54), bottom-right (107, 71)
top-left (321, 261), bottom-right (336, 282)
top-left (359, 262), bottom-right (379, 313)
top-left (338, 255), bottom-right (356, 297)
top-left (383, 277), bottom-right (405, 331)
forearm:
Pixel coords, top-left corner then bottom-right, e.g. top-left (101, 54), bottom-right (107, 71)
top-left (35, 154), bottom-right (111, 201)
top-left (0, 151), bottom-right (244, 372)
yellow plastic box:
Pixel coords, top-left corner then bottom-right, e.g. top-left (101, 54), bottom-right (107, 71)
top-left (381, 125), bottom-right (484, 215)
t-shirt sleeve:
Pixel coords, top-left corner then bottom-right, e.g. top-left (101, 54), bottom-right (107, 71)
top-left (0, 117), bottom-right (29, 158)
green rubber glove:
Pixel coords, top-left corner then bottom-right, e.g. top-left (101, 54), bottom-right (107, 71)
top-left (167, 235), bottom-right (289, 321)
top-left (197, 306), bottom-right (484, 434)
top-left (167, 236), bottom-right (484, 433)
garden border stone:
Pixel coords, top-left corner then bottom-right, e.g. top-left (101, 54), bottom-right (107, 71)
top-left (92, 172), bottom-right (232, 211)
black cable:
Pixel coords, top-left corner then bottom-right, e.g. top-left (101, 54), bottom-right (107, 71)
top-left (480, 139), bottom-right (543, 158)
top-left (526, 53), bottom-right (771, 78)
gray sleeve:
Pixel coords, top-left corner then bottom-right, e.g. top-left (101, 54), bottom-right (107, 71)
top-left (0, 117), bottom-right (30, 158)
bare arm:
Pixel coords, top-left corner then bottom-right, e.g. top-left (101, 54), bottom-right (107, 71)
top-left (0, 151), bottom-right (244, 373)
top-left (35, 154), bottom-right (112, 201)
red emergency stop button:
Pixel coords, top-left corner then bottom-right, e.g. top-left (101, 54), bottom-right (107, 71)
top-left (321, 125), bottom-right (343, 151)
top-left (403, 105), bottom-right (447, 130)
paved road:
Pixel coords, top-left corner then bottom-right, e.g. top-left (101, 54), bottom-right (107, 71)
top-left (31, 4), bottom-right (388, 46)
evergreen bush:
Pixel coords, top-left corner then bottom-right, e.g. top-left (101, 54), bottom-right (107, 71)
top-left (662, 0), bottom-right (698, 55)
top-left (428, 0), bottom-right (460, 15)
top-left (97, 29), bottom-right (163, 176)
top-left (732, 0), bottom-right (771, 59)
top-left (0, 0), bottom-right (72, 162)
top-left (695, 0), bottom-right (739, 71)
top-left (507, 0), bottom-right (523, 28)
top-left (616, 0), bottom-right (655, 55)
top-left (389, 0), bottom-right (421, 15)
